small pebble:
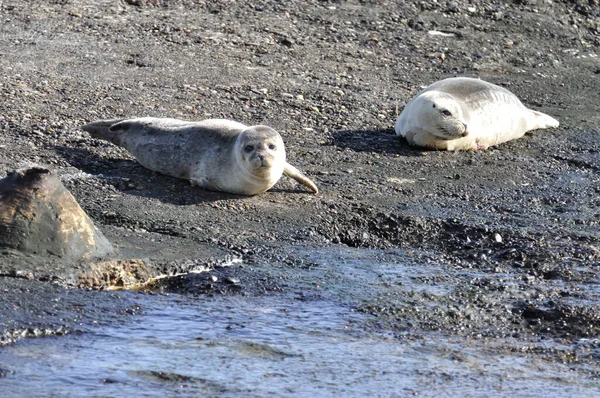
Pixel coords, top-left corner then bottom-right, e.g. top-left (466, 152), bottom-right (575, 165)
top-left (224, 277), bottom-right (239, 284)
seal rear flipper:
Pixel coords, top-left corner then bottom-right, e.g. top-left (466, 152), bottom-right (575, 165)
top-left (81, 118), bottom-right (127, 146)
top-left (529, 110), bottom-right (560, 130)
top-left (283, 162), bottom-right (319, 194)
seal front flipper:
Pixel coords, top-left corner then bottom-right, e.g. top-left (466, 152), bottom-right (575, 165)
top-left (283, 162), bottom-right (319, 194)
top-left (81, 118), bottom-right (127, 146)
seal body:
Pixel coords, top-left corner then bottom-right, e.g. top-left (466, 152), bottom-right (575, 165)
top-left (81, 117), bottom-right (318, 195)
top-left (394, 77), bottom-right (560, 150)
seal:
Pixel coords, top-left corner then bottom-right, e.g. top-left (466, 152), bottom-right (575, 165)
top-left (394, 77), bottom-right (560, 150)
top-left (81, 117), bottom-right (318, 195)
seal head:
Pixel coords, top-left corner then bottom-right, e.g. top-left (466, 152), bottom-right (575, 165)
top-left (236, 126), bottom-right (285, 177)
top-left (230, 125), bottom-right (286, 194)
top-left (413, 91), bottom-right (468, 140)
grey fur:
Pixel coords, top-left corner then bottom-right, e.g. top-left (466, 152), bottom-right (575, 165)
top-left (82, 117), bottom-right (318, 195)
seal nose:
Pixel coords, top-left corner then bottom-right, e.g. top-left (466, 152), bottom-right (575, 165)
top-left (461, 124), bottom-right (468, 137)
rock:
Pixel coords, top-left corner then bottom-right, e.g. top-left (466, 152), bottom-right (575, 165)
top-left (446, 1), bottom-right (461, 13)
top-left (0, 168), bottom-right (114, 260)
top-left (77, 259), bottom-right (154, 289)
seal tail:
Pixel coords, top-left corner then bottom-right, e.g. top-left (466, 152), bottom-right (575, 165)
top-left (81, 119), bottom-right (127, 146)
top-left (283, 162), bottom-right (319, 194)
top-left (528, 110), bottom-right (559, 131)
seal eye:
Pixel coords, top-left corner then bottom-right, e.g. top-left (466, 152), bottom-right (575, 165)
top-left (268, 144), bottom-right (276, 150)
top-left (244, 145), bottom-right (254, 153)
top-left (441, 109), bottom-right (452, 117)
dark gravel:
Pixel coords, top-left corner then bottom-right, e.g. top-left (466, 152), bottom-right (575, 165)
top-left (0, 0), bottom-right (599, 371)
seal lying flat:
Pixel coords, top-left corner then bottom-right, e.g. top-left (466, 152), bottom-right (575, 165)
top-left (394, 77), bottom-right (560, 151)
top-left (81, 117), bottom-right (318, 195)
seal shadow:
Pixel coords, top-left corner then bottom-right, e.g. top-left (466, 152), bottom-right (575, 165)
top-left (330, 128), bottom-right (423, 156)
top-left (54, 145), bottom-right (252, 205)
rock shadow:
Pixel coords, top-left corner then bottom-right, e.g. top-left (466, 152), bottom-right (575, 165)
top-left (331, 128), bottom-right (422, 156)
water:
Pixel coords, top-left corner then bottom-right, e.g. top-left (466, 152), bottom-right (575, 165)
top-left (0, 247), bottom-right (598, 397)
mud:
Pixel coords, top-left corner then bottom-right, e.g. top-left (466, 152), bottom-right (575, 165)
top-left (0, 0), bottom-right (599, 380)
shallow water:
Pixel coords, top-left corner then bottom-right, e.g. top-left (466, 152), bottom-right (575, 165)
top-left (1, 247), bottom-right (598, 397)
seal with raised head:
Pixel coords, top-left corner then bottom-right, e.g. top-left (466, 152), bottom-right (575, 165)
top-left (394, 77), bottom-right (560, 151)
top-left (81, 117), bottom-right (318, 195)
